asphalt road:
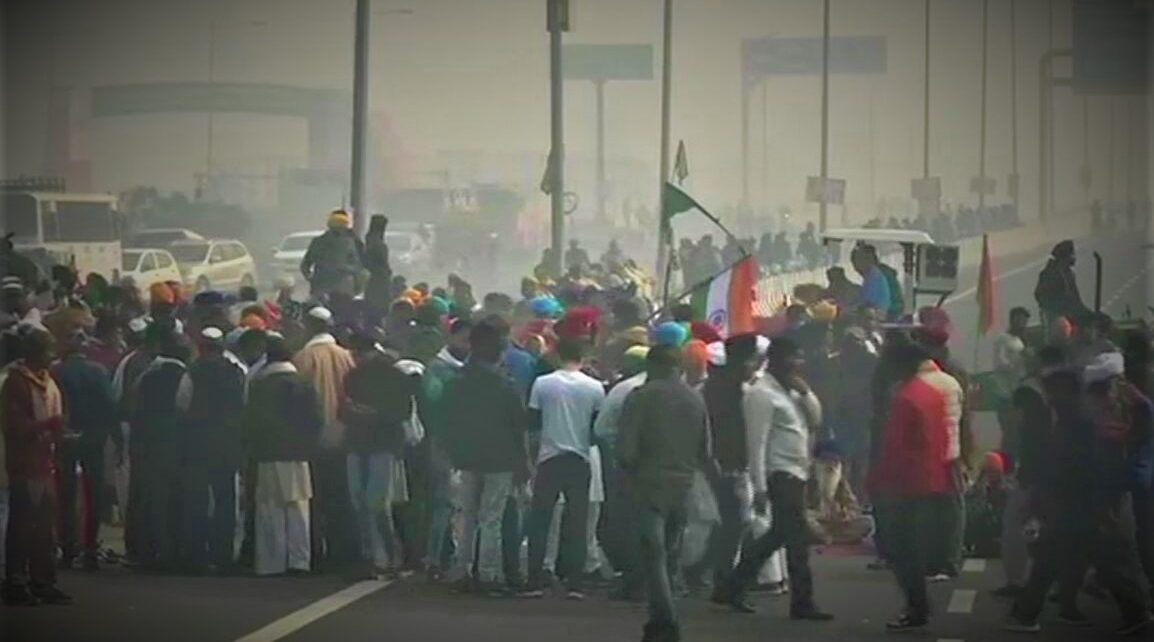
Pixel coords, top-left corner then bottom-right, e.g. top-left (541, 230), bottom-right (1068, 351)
top-left (4, 227), bottom-right (1151, 642)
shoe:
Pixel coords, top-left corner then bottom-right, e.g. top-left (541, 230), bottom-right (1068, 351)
top-left (516, 585), bottom-right (546, 599)
top-left (992, 584), bottom-right (1022, 598)
top-left (885, 614), bottom-right (928, 632)
top-left (867, 558), bottom-right (891, 571)
top-left (1056, 610), bottom-right (1093, 627)
top-left (565, 588), bottom-right (586, 601)
top-left (790, 608), bottom-right (834, 622)
top-left (1003, 615), bottom-right (1041, 634)
top-left (927, 573), bottom-right (953, 583)
top-left (1118, 617), bottom-right (1152, 637)
top-left (478, 581), bottom-right (511, 598)
top-left (710, 587), bottom-right (756, 614)
top-left (1, 586), bottom-right (40, 607)
top-left (29, 585), bottom-right (73, 606)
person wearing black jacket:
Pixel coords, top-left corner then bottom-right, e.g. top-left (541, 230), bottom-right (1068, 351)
top-left (341, 338), bottom-right (414, 575)
top-left (175, 327), bottom-right (246, 574)
top-left (441, 319), bottom-right (531, 593)
top-left (1034, 240), bottom-right (1089, 332)
top-left (130, 325), bottom-right (190, 572)
top-left (244, 335), bottom-right (323, 577)
top-left (698, 334), bottom-right (761, 591)
top-left (51, 329), bottom-right (121, 571)
top-left (300, 209), bottom-right (366, 298)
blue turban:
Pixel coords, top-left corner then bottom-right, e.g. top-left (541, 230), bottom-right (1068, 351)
top-left (652, 321), bottom-right (689, 348)
top-left (530, 296), bottom-right (563, 320)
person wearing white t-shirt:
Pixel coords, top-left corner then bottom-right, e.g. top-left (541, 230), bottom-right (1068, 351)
top-left (521, 338), bottom-right (605, 599)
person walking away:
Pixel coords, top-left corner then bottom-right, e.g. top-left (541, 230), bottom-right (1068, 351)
top-left (699, 335), bottom-right (762, 592)
top-left (713, 337), bottom-right (833, 621)
top-left (1006, 362), bottom-right (1152, 635)
top-left (130, 325), bottom-right (190, 572)
top-left (418, 318), bottom-right (471, 579)
top-left (593, 345), bottom-right (649, 601)
top-left (1, 327), bottom-right (71, 606)
top-left (441, 318), bottom-right (531, 594)
top-left (293, 306), bottom-right (358, 571)
top-left (994, 346), bottom-right (1065, 598)
top-left (522, 337), bottom-right (605, 599)
top-left (1033, 240), bottom-right (1090, 334)
top-left (300, 209), bottom-right (365, 299)
top-left (340, 335), bottom-right (413, 577)
top-left (51, 329), bottom-right (121, 571)
top-left (244, 336), bottom-right (322, 576)
top-left (870, 342), bottom-right (955, 631)
top-left (174, 327), bottom-right (246, 574)
top-left (994, 307), bottom-right (1032, 457)
top-left (617, 344), bottom-right (712, 642)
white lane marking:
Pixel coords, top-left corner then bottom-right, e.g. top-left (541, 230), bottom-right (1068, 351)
top-left (947, 588), bottom-right (978, 614)
top-left (944, 257), bottom-right (1051, 306)
top-left (961, 558), bottom-right (987, 573)
top-left (232, 580), bottom-right (391, 642)
top-left (1103, 262), bottom-right (1152, 311)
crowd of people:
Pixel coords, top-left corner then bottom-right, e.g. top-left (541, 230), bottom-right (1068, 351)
top-left (1, 214), bottom-right (1152, 641)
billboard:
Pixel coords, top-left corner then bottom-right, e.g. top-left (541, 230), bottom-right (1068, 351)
top-left (563, 44), bottom-right (654, 81)
top-left (742, 35), bottom-right (886, 83)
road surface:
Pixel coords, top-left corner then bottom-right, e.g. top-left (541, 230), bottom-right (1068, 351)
top-left (4, 230), bottom-right (1151, 642)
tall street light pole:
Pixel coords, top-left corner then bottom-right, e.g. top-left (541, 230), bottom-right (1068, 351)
top-left (922, 0), bottom-right (931, 180)
top-left (818, 0), bottom-right (831, 232)
top-left (350, 0), bottom-right (371, 235)
top-left (656, 0), bottom-right (674, 301)
top-left (977, 0), bottom-right (989, 213)
top-left (547, 0), bottom-right (567, 276)
top-left (594, 79), bottom-right (607, 223)
top-left (1009, 0), bottom-right (1018, 211)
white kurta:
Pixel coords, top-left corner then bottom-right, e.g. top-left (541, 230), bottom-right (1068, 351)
top-left (255, 461), bottom-right (313, 576)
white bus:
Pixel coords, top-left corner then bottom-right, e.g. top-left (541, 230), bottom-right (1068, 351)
top-left (1, 190), bottom-right (123, 279)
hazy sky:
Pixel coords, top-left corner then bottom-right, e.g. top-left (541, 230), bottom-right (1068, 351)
top-left (2, 0), bottom-right (1148, 226)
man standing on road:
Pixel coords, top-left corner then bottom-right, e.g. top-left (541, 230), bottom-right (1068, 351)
top-left (993, 307), bottom-right (1032, 457)
top-left (871, 342), bottom-right (955, 632)
top-left (175, 327), bottom-right (247, 574)
top-left (617, 344), bottom-right (712, 642)
top-left (442, 318), bottom-right (531, 595)
top-left (294, 306), bottom-right (358, 571)
top-left (713, 337), bottom-right (833, 622)
top-left (1, 328), bottom-right (71, 606)
top-left (51, 329), bottom-right (120, 572)
top-left (522, 337), bottom-right (605, 600)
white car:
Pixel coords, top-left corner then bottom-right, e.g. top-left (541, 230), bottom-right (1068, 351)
top-left (129, 227), bottom-right (205, 248)
top-left (170, 239), bottom-right (258, 292)
top-left (271, 230), bottom-right (324, 279)
top-left (120, 248), bottom-right (183, 296)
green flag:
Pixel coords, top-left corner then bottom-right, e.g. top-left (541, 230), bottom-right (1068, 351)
top-left (662, 182), bottom-right (700, 221)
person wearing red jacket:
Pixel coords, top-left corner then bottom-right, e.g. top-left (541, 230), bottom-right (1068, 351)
top-left (869, 342), bottom-right (955, 632)
top-left (1, 327), bottom-right (71, 606)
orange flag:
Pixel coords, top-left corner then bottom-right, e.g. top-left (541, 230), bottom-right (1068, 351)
top-left (977, 234), bottom-right (996, 335)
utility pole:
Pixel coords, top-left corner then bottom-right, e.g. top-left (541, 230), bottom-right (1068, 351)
top-left (977, 0), bottom-right (989, 212)
top-left (350, 0), bottom-right (371, 235)
top-left (761, 79), bottom-right (769, 216)
top-left (922, 0), bottom-right (931, 180)
top-left (594, 79), bottom-right (607, 223)
top-left (818, 0), bottom-right (831, 232)
top-left (547, 0), bottom-right (566, 276)
top-left (655, 0), bottom-right (674, 297)
top-left (205, 16), bottom-right (217, 195)
top-left (1009, 0), bottom-right (1018, 211)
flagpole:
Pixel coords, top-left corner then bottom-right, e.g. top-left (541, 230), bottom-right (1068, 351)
top-left (647, 253), bottom-right (752, 323)
top-left (656, 0), bottom-right (674, 306)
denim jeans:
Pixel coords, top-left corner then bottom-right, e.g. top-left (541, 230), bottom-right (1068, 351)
top-left (424, 444), bottom-right (457, 570)
top-left (346, 451), bottom-right (400, 569)
top-left (729, 472), bottom-right (814, 612)
top-left (702, 471), bottom-right (751, 585)
top-left (451, 471), bottom-right (513, 583)
top-left (182, 463), bottom-right (239, 570)
top-left (638, 502), bottom-right (687, 630)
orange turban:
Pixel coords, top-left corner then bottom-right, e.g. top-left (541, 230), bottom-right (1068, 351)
top-left (683, 339), bottom-right (710, 372)
top-left (149, 282), bottom-right (176, 305)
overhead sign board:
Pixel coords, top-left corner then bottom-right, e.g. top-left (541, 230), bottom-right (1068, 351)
top-left (911, 177), bottom-right (942, 202)
top-left (969, 177), bottom-right (997, 196)
top-left (563, 44), bottom-right (654, 81)
top-left (742, 36), bottom-right (887, 83)
top-left (806, 177), bottom-right (846, 205)
top-left (1072, 0), bottom-right (1150, 95)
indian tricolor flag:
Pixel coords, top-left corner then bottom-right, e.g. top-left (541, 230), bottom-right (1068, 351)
top-left (690, 256), bottom-right (759, 337)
